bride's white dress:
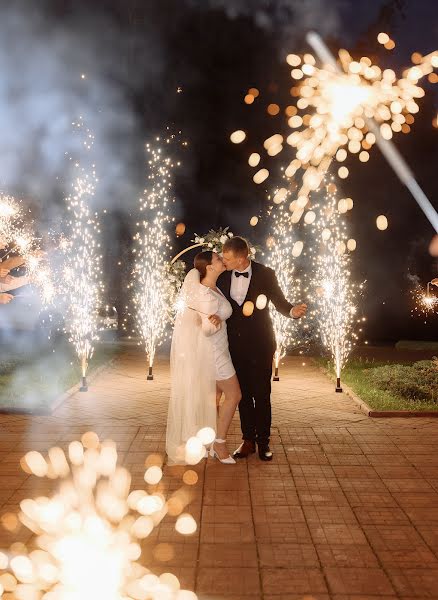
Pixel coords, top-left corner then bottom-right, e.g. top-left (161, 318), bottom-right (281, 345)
top-left (166, 269), bottom-right (235, 464)
top-left (197, 284), bottom-right (235, 381)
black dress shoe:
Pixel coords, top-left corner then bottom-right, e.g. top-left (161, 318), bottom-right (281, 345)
top-left (258, 445), bottom-right (273, 461)
top-left (233, 440), bottom-right (256, 459)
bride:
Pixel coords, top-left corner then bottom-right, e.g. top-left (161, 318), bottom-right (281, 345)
top-left (166, 251), bottom-right (241, 464)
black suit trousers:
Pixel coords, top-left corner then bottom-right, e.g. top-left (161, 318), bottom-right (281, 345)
top-left (232, 353), bottom-right (273, 446)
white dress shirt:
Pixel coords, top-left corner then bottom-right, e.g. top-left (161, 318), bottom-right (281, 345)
top-left (230, 262), bottom-right (252, 306)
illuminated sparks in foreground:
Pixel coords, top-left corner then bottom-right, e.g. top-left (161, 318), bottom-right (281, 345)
top-left (266, 202), bottom-right (304, 379)
top-left (0, 433), bottom-right (200, 600)
top-left (62, 119), bottom-right (102, 391)
top-left (310, 182), bottom-right (362, 391)
top-left (133, 138), bottom-right (179, 380)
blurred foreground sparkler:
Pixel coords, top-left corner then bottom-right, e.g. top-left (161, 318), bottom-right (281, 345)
top-left (133, 139), bottom-right (178, 380)
top-left (235, 33), bottom-right (438, 231)
top-left (311, 183), bottom-right (363, 391)
top-left (0, 432), bottom-right (202, 600)
top-left (62, 119), bottom-right (102, 391)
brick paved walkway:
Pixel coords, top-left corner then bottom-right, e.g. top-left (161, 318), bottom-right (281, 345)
top-left (1, 345), bottom-right (438, 599)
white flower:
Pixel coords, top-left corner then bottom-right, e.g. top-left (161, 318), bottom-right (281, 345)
top-left (220, 235), bottom-right (228, 243)
top-left (194, 236), bottom-right (200, 243)
top-left (228, 232), bottom-right (233, 237)
top-left (250, 247), bottom-right (256, 255)
top-left (199, 237), bottom-right (205, 244)
top-left (208, 242), bottom-right (213, 248)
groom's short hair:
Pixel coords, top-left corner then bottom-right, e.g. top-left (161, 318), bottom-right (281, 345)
top-left (222, 236), bottom-right (249, 257)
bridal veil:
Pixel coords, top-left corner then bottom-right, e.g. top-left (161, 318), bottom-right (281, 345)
top-left (166, 268), bottom-right (217, 464)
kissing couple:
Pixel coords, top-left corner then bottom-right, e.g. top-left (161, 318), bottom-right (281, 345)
top-left (166, 235), bottom-right (307, 465)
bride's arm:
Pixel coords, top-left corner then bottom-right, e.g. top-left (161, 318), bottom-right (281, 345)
top-left (197, 290), bottom-right (220, 337)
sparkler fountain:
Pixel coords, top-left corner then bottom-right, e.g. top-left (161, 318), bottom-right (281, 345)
top-left (267, 202), bottom-right (303, 380)
top-left (133, 139), bottom-right (178, 381)
top-left (62, 120), bottom-right (102, 392)
top-left (311, 183), bottom-right (362, 392)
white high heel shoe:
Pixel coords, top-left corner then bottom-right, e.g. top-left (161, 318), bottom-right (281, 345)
top-left (209, 438), bottom-right (236, 464)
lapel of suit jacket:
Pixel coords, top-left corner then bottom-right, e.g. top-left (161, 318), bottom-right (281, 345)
top-left (244, 261), bottom-right (259, 303)
top-left (219, 270), bottom-right (232, 300)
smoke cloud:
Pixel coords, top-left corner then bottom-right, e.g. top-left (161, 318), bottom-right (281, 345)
top-left (0, 1), bottom-right (165, 215)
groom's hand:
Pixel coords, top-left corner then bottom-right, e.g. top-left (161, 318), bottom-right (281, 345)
top-left (208, 314), bottom-right (222, 327)
top-left (291, 303), bottom-right (307, 319)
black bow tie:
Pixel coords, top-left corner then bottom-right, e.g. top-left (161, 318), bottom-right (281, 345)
top-left (235, 271), bottom-right (249, 278)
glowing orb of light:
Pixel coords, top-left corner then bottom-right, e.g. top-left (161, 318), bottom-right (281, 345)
top-left (376, 215), bottom-right (388, 230)
top-left (347, 238), bottom-right (357, 251)
top-left (24, 451), bottom-right (48, 478)
top-left (182, 470), bottom-right (199, 485)
top-left (184, 437), bottom-right (205, 465)
top-left (253, 169), bottom-right (269, 184)
top-left (273, 188), bottom-right (288, 204)
top-left (378, 32), bottom-right (390, 45)
top-left (144, 466), bottom-right (163, 485)
top-left (292, 241), bottom-right (304, 257)
top-left (250, 216), bottom-right (258, 226)
top-left (175, 513), bottom-right (197, 535)
top-left (256, 294), bottom-right (267, 310)
top-left (131, 516), bottom-right (154, 539)
top-left (346, 198), bottom-right (354, 210)
top-left (338, 199), bottom-right (348, 213)
top-left (322, 228), bottom-right (331, 241)
top-left (242, 301), bottom-right (254, 317)
top-left (175, 222), bottom-right (186, 236)
top-left (338, 166), bottom-right (349, 179)
top-left (304, 210), bottom-right (316, 224)
top-left (137, 494), bottom-right (165, 515)
top-left (230, 130), bottom-right (246, 144)
top-left (286, 54), bottom-right (301, 66)
top-left (248, 153), bottom-right (261, 167)
top-left (196, 427), bottom-right (215, 446)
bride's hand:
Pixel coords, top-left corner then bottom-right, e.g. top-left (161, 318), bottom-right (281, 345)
top-left (208, 314), bottom-right (222, 328)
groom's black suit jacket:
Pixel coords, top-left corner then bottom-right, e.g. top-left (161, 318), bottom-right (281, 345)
top-left (218, 261), bottom-right (294, 369)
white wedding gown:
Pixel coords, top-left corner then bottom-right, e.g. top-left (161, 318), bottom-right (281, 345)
top-left (166, 269), bottom-right (235, 464)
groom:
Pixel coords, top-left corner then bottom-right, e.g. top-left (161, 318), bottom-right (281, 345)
top-left (218, 236), bottom-right (307, 461)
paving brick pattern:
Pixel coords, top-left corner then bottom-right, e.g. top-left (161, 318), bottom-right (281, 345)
top-left (1, 347), bottom-right (438, 599)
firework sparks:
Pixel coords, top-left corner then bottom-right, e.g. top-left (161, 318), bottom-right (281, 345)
top-left (0, 195), bottom-right (22, 248)
top-left (62, 119), bottom-right (102, 391)
top-left (238, 35), bottom-right (438, 229)
top-left (0, 433), bottom-right (200, 600)
top-left (133, 138), bottom-right (179, 380)
top-left (266, 201), bottom-right (304, 380)
top-left (310, 181), bottom-right (362, 391)
top-left (412, 280), bottom-right (438, 320)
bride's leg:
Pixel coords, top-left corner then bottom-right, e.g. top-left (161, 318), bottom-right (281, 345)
top-left (215, 375), bottom-right (241, 459)
top-left (216, 385), bottom-right (222, 414)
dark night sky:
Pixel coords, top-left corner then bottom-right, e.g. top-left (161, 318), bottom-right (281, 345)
top-left (2, 0), bottom-right (438, 342)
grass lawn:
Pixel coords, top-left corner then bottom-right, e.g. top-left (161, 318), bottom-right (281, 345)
top-left (0, 341), bottom-right (119, 413)
top-left (315, 356), bottom-right (438, 412)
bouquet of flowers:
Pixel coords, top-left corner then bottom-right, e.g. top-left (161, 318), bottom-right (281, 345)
top-left (193, 227), bottom-right (257, 258)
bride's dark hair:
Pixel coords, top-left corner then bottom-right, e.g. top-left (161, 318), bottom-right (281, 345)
top-left (194, 250), bottom-right (213, 279)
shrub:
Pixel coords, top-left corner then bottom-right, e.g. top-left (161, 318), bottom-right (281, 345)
top-left (368, 359), bottom-right (438, 403)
